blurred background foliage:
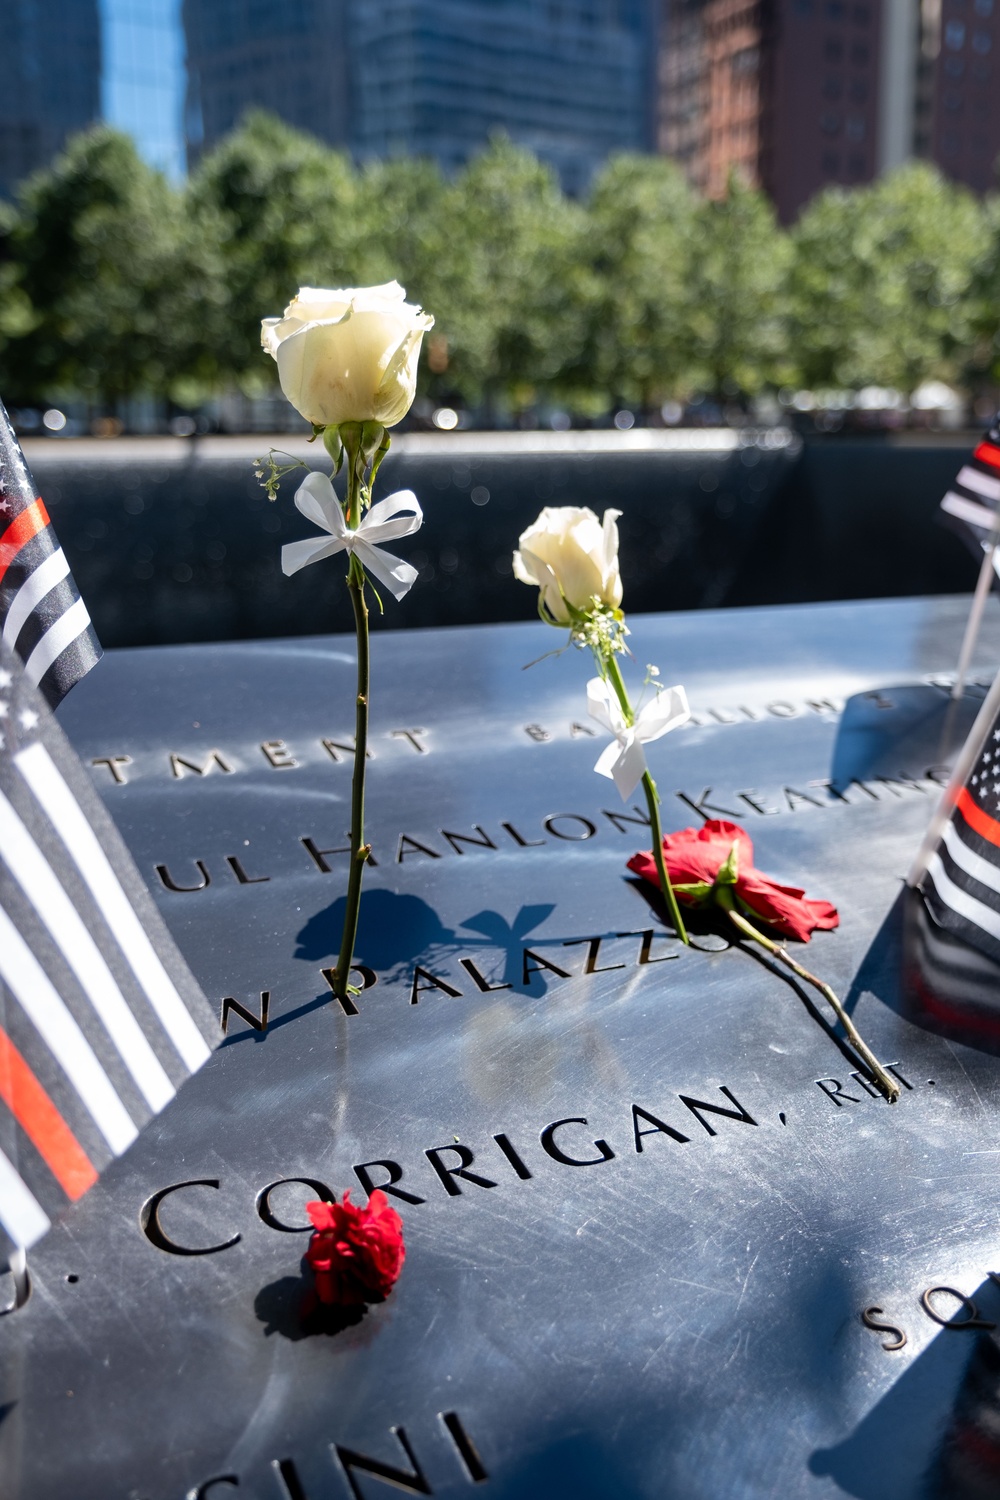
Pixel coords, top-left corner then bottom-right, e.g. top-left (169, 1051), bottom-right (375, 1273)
top-left (0, 111), bottom-right (998, 416)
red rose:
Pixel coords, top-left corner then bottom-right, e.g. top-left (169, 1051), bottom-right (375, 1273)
top-left (305, 1190), bottom-right (405, 1307)
top-left (627, 819), bottom-right (838, 942)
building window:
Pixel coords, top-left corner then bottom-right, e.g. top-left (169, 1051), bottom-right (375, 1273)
top-left (822, 149), bottom-right (840, 170)
top-left (972, 27), bottom-right (992, 48)
top-left (824, 36), bottom-right (844, 58)
top-left (826, 0), bottom-right (846, 16)
top-left (945, 19), bottom-right (967, 44)
top-left (846, 114), bottom-right (865, 139)
top-left (849, 75), bottom-right (868, 99)
top-left (852, 2), bottom-right (870, 19)
top-left (942, 128), bottom-right (961, 152)
top-left (848, 152), bottom-right (867, 175)
top-left (821, 110), bottom-right (842, 132)
top-left (974, 0), bottom-right (993, 15)
top-left (945, 54), bottom-right (966, 71)
top-left (972, 56), bottom-right (992, 72)
top-left (823, 73), bottom-right (843, 97)
top-left (944, 88), bottom-right (964, 109)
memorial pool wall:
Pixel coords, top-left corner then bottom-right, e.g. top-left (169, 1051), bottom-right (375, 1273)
top-left (23, 432), bottom-right (979, 649)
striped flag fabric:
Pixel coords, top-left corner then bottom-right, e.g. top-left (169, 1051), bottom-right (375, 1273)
top-left (940, 412), bottom-right (1000, 560)
top-left (0, 399), bottom-right (101, 707)
top-left (0, 640), bottom-right (217, 1260)
top-left (918, 698), bottom-right (1000, 964)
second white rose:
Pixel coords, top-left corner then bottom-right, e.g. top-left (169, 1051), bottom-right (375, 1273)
top-left (513, 505), bottom-right (624, 624)
top-left (261, 282), bottom-right (434, 429)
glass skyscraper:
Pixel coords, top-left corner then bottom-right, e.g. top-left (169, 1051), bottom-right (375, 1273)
top-left (184, 0), bottom-right (655, 190)
top-left (0, 0), bottom-right (101, 197)
top-left (101, 0), bottom-right (187, 180)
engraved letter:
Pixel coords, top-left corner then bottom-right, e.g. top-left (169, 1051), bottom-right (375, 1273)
top-left (425, 1144), bottom-right (498, 1196)
top-left (156, 860), bottom-right (210, 892)
top-left (410, 967), bottom-right (462, 1004)
top-left (460, 958), bottom-right (512, 992)
top-left (255, 1178), bottom-right (335, 1232)
top-left (921, 1286), bottom-right (996, 1330)
top-left (562, 936), bottom-right (626, 975)
top-left (540, 1118), bottom-right (615, 1166)
top-left (441, 826), bottom-right (497, 855)
top-left (501, 821), bottom-right (545, 847)
top-left (391, 728), bottom-right (428, 754)
top-left (225, 855), bottom-right (270, 885)
top-left (354, 1160), bottom-right (426, 1205)
top-left (220, 991), bottom-right (269, 1035)
top-left (737, 790), bottom-right (780, 816)
top-left (189, 1477), bottom-right (239, 1499)
top-left (617, 929), bottom-right (678, 966)
top-left (396, 834), bottom-right (442, 862)
top-left (493, 1133), bottom-right (532, 1179)
top-left (260, 739), bottom-right (297, 769)
top-left (522, 948), bottom-right (571, 983)
top-left (332, 1428), bottom-right (431, 1499)
top-left (544, 814), bottom-right (597, 840)
top-left (815, 1078), bottom-right (861, 1107)
top-left (675, 788), bottom-right (743, 820)
top-left (92, 755), bottom-right (131, 784)
top-left (678, 1086), bottom-right (757, 1136)
top-left (632, 1104), bottom-right (690, 1152)
top-left (439, 1412), bottom-right (489, 1482)
top-left (602, 805), bottom-right (651, 835)
top-left (140, 1180), bottom-right (241, 1256)
top-left (170, 750), bottom-right (234, 779)
top-left (861, 1306), bottom-right (907, 1351)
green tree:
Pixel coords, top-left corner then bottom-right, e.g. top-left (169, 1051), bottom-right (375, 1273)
top-left (186, 110), bottom-right (364, 388)
top-left (963, 187), bottom-right (1000, 398)
top-left (789, 163), bottom-right (990, 393)
top-left (576, 154), bottom-right (698, 409)
top-left (684, 173), bottom-right (793, 400)
top-left (433, 135), bottom-right (585, 409)
top-left (0, 126), bottom-right (194, 404)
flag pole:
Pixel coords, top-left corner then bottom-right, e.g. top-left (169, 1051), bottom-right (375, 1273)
top-left (908, 663), bottom-right (1000, 887)
top-left (952, 520), bottom-right (1000, 701)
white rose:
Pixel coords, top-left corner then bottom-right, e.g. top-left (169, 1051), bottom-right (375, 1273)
top-left (261, 281), bottom-right (434, 429)
top-left (513, 506), bottom-right (623, 624)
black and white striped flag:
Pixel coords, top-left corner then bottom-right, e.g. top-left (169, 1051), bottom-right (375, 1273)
top-left (0, 399), bottom-right (101, 707)
top-left (910, 672), bottom-right (1000, 964)
top-left (0, 640), bottom-right (217, 1259)
top-left (940, 413), bottom-right (1000, 558)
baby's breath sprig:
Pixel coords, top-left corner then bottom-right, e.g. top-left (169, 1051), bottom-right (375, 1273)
top-left (254, 448), bottom-right (310, 503)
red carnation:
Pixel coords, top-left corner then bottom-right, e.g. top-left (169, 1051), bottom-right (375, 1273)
top-left (305, 1190), bottom-right (405, 1307)
top-left (627, 819), bottom-right (838, 942)
top-left (626, 819), bottom-right (900, 1103)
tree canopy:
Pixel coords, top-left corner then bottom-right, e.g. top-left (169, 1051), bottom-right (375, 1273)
top-left (0, 115), bottom-right (997, 414)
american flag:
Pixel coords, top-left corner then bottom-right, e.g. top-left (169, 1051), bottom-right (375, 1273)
top-left (940, 412), bottom-right (1000, 558)
top-left (0, 641), bottom-right (217, 1258)
top-left (918, 697), bottom-right (1000, 964)
top-left (0, 399), bottom-right (101, 707)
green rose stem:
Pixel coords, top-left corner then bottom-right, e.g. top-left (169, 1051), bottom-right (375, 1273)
top-left (603, 652), bottom-right (689, 946)
top-left (328, 421), bottom-right (386, 1004)
top-left (714, 886), bottom-right (901, 1103)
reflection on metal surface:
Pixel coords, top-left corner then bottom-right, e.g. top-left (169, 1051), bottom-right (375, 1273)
top-left (5, 595), bottom-right (1000, 1498)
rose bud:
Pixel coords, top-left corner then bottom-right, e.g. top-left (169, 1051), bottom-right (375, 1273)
top-left (261, 282), bottom-right (434, 430)
top-left (513, 506), bottom-right (624, 625)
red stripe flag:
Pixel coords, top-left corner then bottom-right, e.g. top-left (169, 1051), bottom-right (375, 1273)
top-left (0, 639), bottom-right (218, 1261)
top-left (0, 402), bottom-right (101, 706)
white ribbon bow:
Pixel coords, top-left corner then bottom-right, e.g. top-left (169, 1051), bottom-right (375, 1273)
top-left (281, 471), bottom-right (423, 600)
top-left (587, 676), bottom-right (691, 799)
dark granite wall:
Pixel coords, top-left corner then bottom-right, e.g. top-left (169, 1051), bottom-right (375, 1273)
top-left (27, 440), bottom-right (977, 649)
